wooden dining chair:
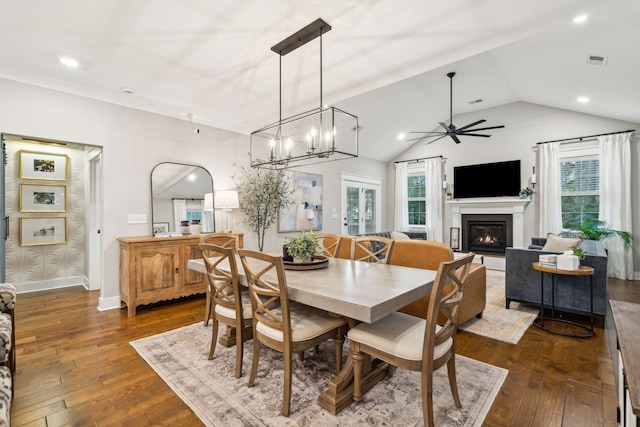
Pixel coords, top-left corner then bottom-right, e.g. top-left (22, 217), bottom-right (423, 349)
top-left (237, 249), bottom-right (347, 417)
top-left (199, 243), bottom-right (252, 378)
top-left (350, 236), bottom-right (395, 263)
top-left (347, 253), bottom-right (475, 427)
top-left (315, 233), bottom-right (343, 258)
top-left (199, 233), bottom-right (238, 326)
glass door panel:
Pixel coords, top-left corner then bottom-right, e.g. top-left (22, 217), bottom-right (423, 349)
top-left (345, 185), bottom-right (360, 235)
top-left (363, 188), bottom-right (376, 233)
top-left (341, 176), bottom-right (381, 235)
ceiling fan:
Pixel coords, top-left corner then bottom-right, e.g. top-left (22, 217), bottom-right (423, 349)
top-left (407, 72), bottom-right (505, 145)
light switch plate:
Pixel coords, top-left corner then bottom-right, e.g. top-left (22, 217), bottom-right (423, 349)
top-left (128, 214), bottom-right (148, 224)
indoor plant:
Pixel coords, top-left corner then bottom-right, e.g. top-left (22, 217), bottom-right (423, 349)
top-left (566, 219), bottom-right (633, 251)
top-left (284, 231), bottom-right (321, 263)
top-left (519, 187), bottom-right (534, 198)
top-left (233, 165), bottom-right (293, 251)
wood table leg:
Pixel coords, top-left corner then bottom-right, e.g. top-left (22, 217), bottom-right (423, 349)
top-left (318, 329), bottom-right (390, 415)
top-left (218, 325), bottom-right (253, 347)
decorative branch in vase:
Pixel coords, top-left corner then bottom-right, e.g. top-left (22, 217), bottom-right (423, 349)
top-left (233, 164), bottom-right (294, 251)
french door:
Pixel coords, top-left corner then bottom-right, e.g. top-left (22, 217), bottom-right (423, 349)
top-left (341, 174), bottom-right (381, 235)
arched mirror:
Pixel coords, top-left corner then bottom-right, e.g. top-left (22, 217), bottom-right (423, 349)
top-left (151, 162), bottom-right (215, 235)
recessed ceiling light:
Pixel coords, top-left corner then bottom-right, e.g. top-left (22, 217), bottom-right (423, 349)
top-left (397, 133), bottom-right (406, 140)
top-left (59, 56), bottom-right (79, 68)
top-left (573, 14), bottom-right (588, 24)
top-left (577, 96), bottom-right (590, 104)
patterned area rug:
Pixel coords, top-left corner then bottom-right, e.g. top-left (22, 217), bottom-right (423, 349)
top-left (459, 269), bottom-right (538, 344)
top-left (131, 323), bottom-right (507, 426)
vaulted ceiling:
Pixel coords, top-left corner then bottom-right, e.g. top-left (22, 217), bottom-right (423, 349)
top-left (1, 0), bottom-right (638, 161)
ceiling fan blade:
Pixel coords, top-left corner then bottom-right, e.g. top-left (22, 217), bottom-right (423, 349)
top-left (455, 119), bottom-right (486, 132)
top-left (424, 134), bottom-right (448, 145)
top-left (460, 133), bottom-right (492, 137)
top-left (450, 134), bottom-right (462, 144)
top-left (408, 131), bottom-right (445, 135)
top-left (406, 133), bottom-right (445, 142)
top-left (462, 125), bottom-right (505, 132)
top-left (439, 122), bottom-right (452, 133)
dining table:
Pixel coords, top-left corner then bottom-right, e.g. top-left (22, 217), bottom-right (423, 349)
top-left (188, 255), bottom-right (437, 415)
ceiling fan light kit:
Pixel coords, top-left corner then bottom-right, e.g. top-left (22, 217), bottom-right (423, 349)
top-left (249, 18), bottom-right (358, 170)
top-left (408, 71), bottom-right (505, 145)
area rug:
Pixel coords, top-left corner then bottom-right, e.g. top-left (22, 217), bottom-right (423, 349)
top-left (131, 323), bottom-right (508, 426)
top-left (459, 269), bottom-right (538, 344)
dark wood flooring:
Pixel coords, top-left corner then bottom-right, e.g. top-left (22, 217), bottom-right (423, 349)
top-left (10, 276), bottom-right (640, 426)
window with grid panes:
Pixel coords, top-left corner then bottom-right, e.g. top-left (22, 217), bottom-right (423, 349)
top-left (407, 174), bottom-right (426, 226)
top-left (560, 155), bottom-right (599, 229)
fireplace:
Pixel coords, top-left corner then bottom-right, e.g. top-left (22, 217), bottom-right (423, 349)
top-left (462, 214), bottom-right (513, 255)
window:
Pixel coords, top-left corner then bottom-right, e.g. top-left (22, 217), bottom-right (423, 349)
top-left (560, 155), bottom-right (599, 229)
top-left (407, 174), bottom-right (426, 226)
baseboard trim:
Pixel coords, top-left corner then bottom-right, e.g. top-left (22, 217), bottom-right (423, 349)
top-left (15, 276), bottom-right (88, 293)
top-left (98, 295), bottom-right (122, 312)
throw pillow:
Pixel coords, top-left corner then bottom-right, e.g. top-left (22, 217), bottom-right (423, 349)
top-left (391, 231), bottom-right (411, 240)
top-left (541, 233), bottom-right (581, 252)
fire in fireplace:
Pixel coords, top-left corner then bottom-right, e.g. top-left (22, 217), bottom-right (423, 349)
top-left (461, 214), bottom-right (513, 255)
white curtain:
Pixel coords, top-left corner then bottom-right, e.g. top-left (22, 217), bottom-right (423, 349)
top-left (394, 162), bottom-right (409, 231)
top-left (599, 132), bottom-right (634, 279)
top-left (424, 158), bottom-right (444, 242)
top-left (537, 142), bottom-right (563, 235)
top-left (172, 199), bottom-right (187, 232)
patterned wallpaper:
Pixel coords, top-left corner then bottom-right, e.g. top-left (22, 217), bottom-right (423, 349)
top-left (4, 136), bottom-right (86, 286)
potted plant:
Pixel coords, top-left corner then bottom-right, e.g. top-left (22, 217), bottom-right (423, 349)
top-left (233, 165), bottom-right (294, 251)
top-left (284, 231), bottom-right (321, 263)
top-left (519, 187), bottom-right (534, 198)
top-left (567, 219), bottom-right (632, 251)
top-left (571, 246), bottom-right (585, 260)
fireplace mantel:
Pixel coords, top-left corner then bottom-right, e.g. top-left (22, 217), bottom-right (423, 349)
top-left (447, 197), bottom-right (531, 249)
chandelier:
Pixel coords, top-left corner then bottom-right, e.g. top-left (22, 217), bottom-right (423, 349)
top-left (250, 18), bottom-right (358, 170)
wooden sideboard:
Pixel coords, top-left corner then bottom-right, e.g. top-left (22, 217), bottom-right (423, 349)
top-left (119, 233), bottom-right (244, 316)
top-left (610, 299), bottom-right (640, 426)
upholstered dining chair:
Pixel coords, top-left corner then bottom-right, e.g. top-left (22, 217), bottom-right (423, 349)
top-left (315, 233), bottom-right (343, 258)
top-left (347, 253), bottom-right (475, 427)
top-left (199, 243), bottom-right (252, 378)
top-left (350, 236), bottom-right (395, 263)
top-left (237, 249), bottom-right (348, 417)
top-left (199, 233), bottom-right (238, 326)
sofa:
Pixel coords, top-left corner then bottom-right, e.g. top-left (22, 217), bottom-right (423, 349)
top-left (326, 234), bottom-right (486, 325)
top-left (388, 240), bottom-right (486, 325)
top-left (505, 238), bottom-right (608, 321)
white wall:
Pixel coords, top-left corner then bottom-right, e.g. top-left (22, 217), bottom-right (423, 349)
top-left (0, 78), bottom-right (388, 309)
top-left (388, 101), bottom-right (640, 273)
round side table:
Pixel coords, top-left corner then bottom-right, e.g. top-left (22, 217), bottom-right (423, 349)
top-left (531, 262), bottom-right (594, 338)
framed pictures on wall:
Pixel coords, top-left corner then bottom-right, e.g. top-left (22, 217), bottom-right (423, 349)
top-left (19, 150), bottom-right (69, 181)
top-left (17, 149), bottom-right (70, 246)
top-left (20, 217), bottom-right (67, 246)
top-left (20, 184), bottom-right (66, 212)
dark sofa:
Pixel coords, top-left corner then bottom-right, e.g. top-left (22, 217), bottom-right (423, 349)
top-left (505, 238), bottom-right (608, 320)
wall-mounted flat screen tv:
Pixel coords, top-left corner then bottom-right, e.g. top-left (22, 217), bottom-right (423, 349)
top-left (453, 160), bottom-right (521, 198)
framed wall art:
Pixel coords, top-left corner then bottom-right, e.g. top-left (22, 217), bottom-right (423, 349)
top-left (20, 217), bottom-right (67, 246)
top-left (20, 184), bottom-right (66, 212)
top-left (450, 227), bottom-right (460, 250)
top-left (278, 170), bottom-right (323, 232)
top-left (19, 150), bottom-right (69, 181)
top-left (153, 222), bottom-right (170, 234)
